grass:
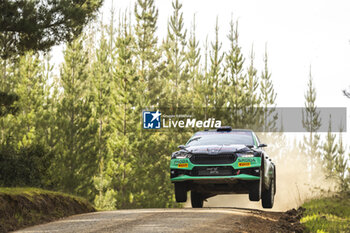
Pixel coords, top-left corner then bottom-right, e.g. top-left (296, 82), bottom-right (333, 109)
top-left (300, 193), bottom-right (350, 233)
top-left (0, 187), bottom-right (95, 233)
top-left (0, 187), bottom-right (88, 202)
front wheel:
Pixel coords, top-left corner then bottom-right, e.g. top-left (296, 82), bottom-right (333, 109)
top-left (175, 182), bottom-right (187, 202)
top-left (249, 181), bottom-right (260, 201)
top-left (191, 191), bottom-right (203, 208)
top-left (261, 178), bottom-right (275, 208)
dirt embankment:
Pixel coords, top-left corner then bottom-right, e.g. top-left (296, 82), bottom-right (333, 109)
top-left (0, 188), bottom-right (95, 233)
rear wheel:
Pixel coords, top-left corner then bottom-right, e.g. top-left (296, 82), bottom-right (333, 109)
top-left (175, 182), bottom-right (187, 202)
top-left (261, 178), bottom-right (274, 208)
top-left (191, 191), bottom-right (203, 208)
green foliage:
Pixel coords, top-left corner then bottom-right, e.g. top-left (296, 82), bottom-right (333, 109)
top-left (0, 143), bottom-right (52, 187)
top-left (162, 0), bottom-right (188, 110)
top-left (0, 0), bottom-right (103, 59)
top-left (334, 130), bottom-right (348, 192)
top-left (225, 18), bottom-right (246, 127)
top-left (0, 0), bottom-right (287, 210)
top-left (260, 46), bottom-right (277, 132)
top-left (322, 116), bottom-right (338, 179)
top-left (303, 69), bottom-right (349, 191)
top-left (0, 91), bottom-right (18, 117)
top-left (93, 158), bottom-right (116, 210)
top-left (301, 68), bottom-right (321, 160)
top-left (107, 15), bottom-right (138, 208)
top-left (301, 194), bottom-right (350, 232)
top-left (134, 0), bottom-right (162, 106)
top-left (53, 37), bottom-right (98, 198)
top-left (209, 17), bottom-right (225, 111)
top-left (186, 15), bottom-right (201, 94)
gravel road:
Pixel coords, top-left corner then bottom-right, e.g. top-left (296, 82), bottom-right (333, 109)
top-left (13, 207), bottom-right (303, 233)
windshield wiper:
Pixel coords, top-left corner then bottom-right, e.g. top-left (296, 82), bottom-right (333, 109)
top-left (187, 136), bottom-right (201, 144)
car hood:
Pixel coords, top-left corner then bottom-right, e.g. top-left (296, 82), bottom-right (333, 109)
top-left (184, 144), bottom-right (248, 155)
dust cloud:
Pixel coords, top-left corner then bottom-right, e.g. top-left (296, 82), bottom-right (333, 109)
top-left (185, 133), bottom-right (336, 211)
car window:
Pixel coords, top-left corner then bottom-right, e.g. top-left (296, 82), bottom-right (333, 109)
top-left (252, 132), bottom-right (260, 147)
top-left (186, 132), bottom-right (254, 146)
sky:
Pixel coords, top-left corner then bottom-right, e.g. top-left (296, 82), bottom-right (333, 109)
top-left (52, 0), bottom-right (350, 132)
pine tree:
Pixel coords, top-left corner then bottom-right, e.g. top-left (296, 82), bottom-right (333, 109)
top-left (134, 0), bottom-right (161, 106)
top-left (322, 116), bottom-right (337, 178)
top-left (93, 157), bottom-right (116, 210)
top-left (301, 67), bottom-right (321, 160)
top-left (208, 17), bottom-right (225, 114)
top-left (162, 0), bottom-right (188, 110)
top-left (106, 14), bottom-right (138, 208)
top-left (54, 37), bottom-right (98, 198)
top-left (90, 22), bottom-right (114, 209)
top-left (0, 57), bottom-right (18, 144)
top-left (224, 18), bottom-right (246, 127)
top-left (0, 52), bottom-right (55, 187)
top-left (0, 57), bottom-right (18, 120)
top-left (134, 3), bottom-right (182, 206)
top-left (244, 45), bottom-right (262, 129)
top-left (12, 53), bottom-right (43, 147)
top-left (193, 36), bottom-right (211, 119)
top-left (334, 127), bottom-right (348, 191)
top-left (260, 45), bottom-right (277, 132)
top-left (0, 0), bottom-right (103, 59)
top-left (185, 14), bottom-right (201, 97)
top-left (247, 46), bottom-right (259, 104)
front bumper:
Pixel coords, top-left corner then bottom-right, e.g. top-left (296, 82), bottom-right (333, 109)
top-left (170, 156), bottom-right (261, 182)
top-left (171, 174), bottom-right (260, 182)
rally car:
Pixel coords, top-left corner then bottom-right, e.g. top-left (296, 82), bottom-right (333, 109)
top-left (170, 127), bottom-right (276, 208)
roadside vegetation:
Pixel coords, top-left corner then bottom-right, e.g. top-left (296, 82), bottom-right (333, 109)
top-left (301, 193), bottom-right (350, 232)
top-left (0, 187), bottom-right (95, 233)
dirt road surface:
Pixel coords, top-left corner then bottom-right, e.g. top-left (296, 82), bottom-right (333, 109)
top-left (14, 208), bottom-right (304, 233)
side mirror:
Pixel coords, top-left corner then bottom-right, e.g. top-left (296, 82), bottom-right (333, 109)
top-left (178, 145), bottom-right (186, 150)
top-left (258, 143), bottom-right (267, 148)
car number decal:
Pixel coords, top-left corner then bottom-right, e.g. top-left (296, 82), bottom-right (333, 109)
top-left (238, 162), bottom-right (251, 167)
top-left (178, 163), bottom-right (188, 168)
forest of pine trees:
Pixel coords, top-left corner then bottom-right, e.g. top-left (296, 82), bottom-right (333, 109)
top-left (0, 0), bottom-right (349, 210)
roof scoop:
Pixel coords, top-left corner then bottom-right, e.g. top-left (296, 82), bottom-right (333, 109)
top-left (216, 126), bottom-right (232, 132)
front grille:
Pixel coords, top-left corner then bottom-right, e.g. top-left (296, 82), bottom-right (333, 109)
top-left (192, 166), bottom-right (234, 176)
top-left (190, 154), bottom-right (236, 164)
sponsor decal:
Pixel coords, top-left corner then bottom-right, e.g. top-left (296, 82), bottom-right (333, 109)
top-left (173, 159), bottom-right (188, 164)
top-left (178, 163), bottom-right (188, 168)
top-left (238, 162), bottom-right (251, 167)
top-left (237, 158), bottom-right (256, 163)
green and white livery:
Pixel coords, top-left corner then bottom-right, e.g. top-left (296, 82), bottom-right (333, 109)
top-left (170, 127), bottom-right (276, 208)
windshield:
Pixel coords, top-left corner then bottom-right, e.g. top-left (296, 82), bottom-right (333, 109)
top-left (186, 132), bottom-right (254, 147)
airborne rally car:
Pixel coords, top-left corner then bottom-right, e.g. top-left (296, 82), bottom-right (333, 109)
top-left (170, 127), bottom-right (276, 208)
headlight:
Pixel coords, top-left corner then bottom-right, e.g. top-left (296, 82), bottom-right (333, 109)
top-left (236, 153), bottom-right (254, 158)
top-left (172, 152), bottom-right (192, 159)
top-left (175, 154), bottom-right (188, 159)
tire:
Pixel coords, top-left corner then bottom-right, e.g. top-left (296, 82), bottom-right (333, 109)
top-left (249, 181), bottom-right (260, 201)
top-left (257, 154), bottom-right (264, 200)
top-left (261, 178), bottom-right (275, 209)
top-left (274, 166), bottom-right (276, 195)
top-left (191, 191), bottom-right (203, 208)
top-left (175, 182), bottom-right (187, 202)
